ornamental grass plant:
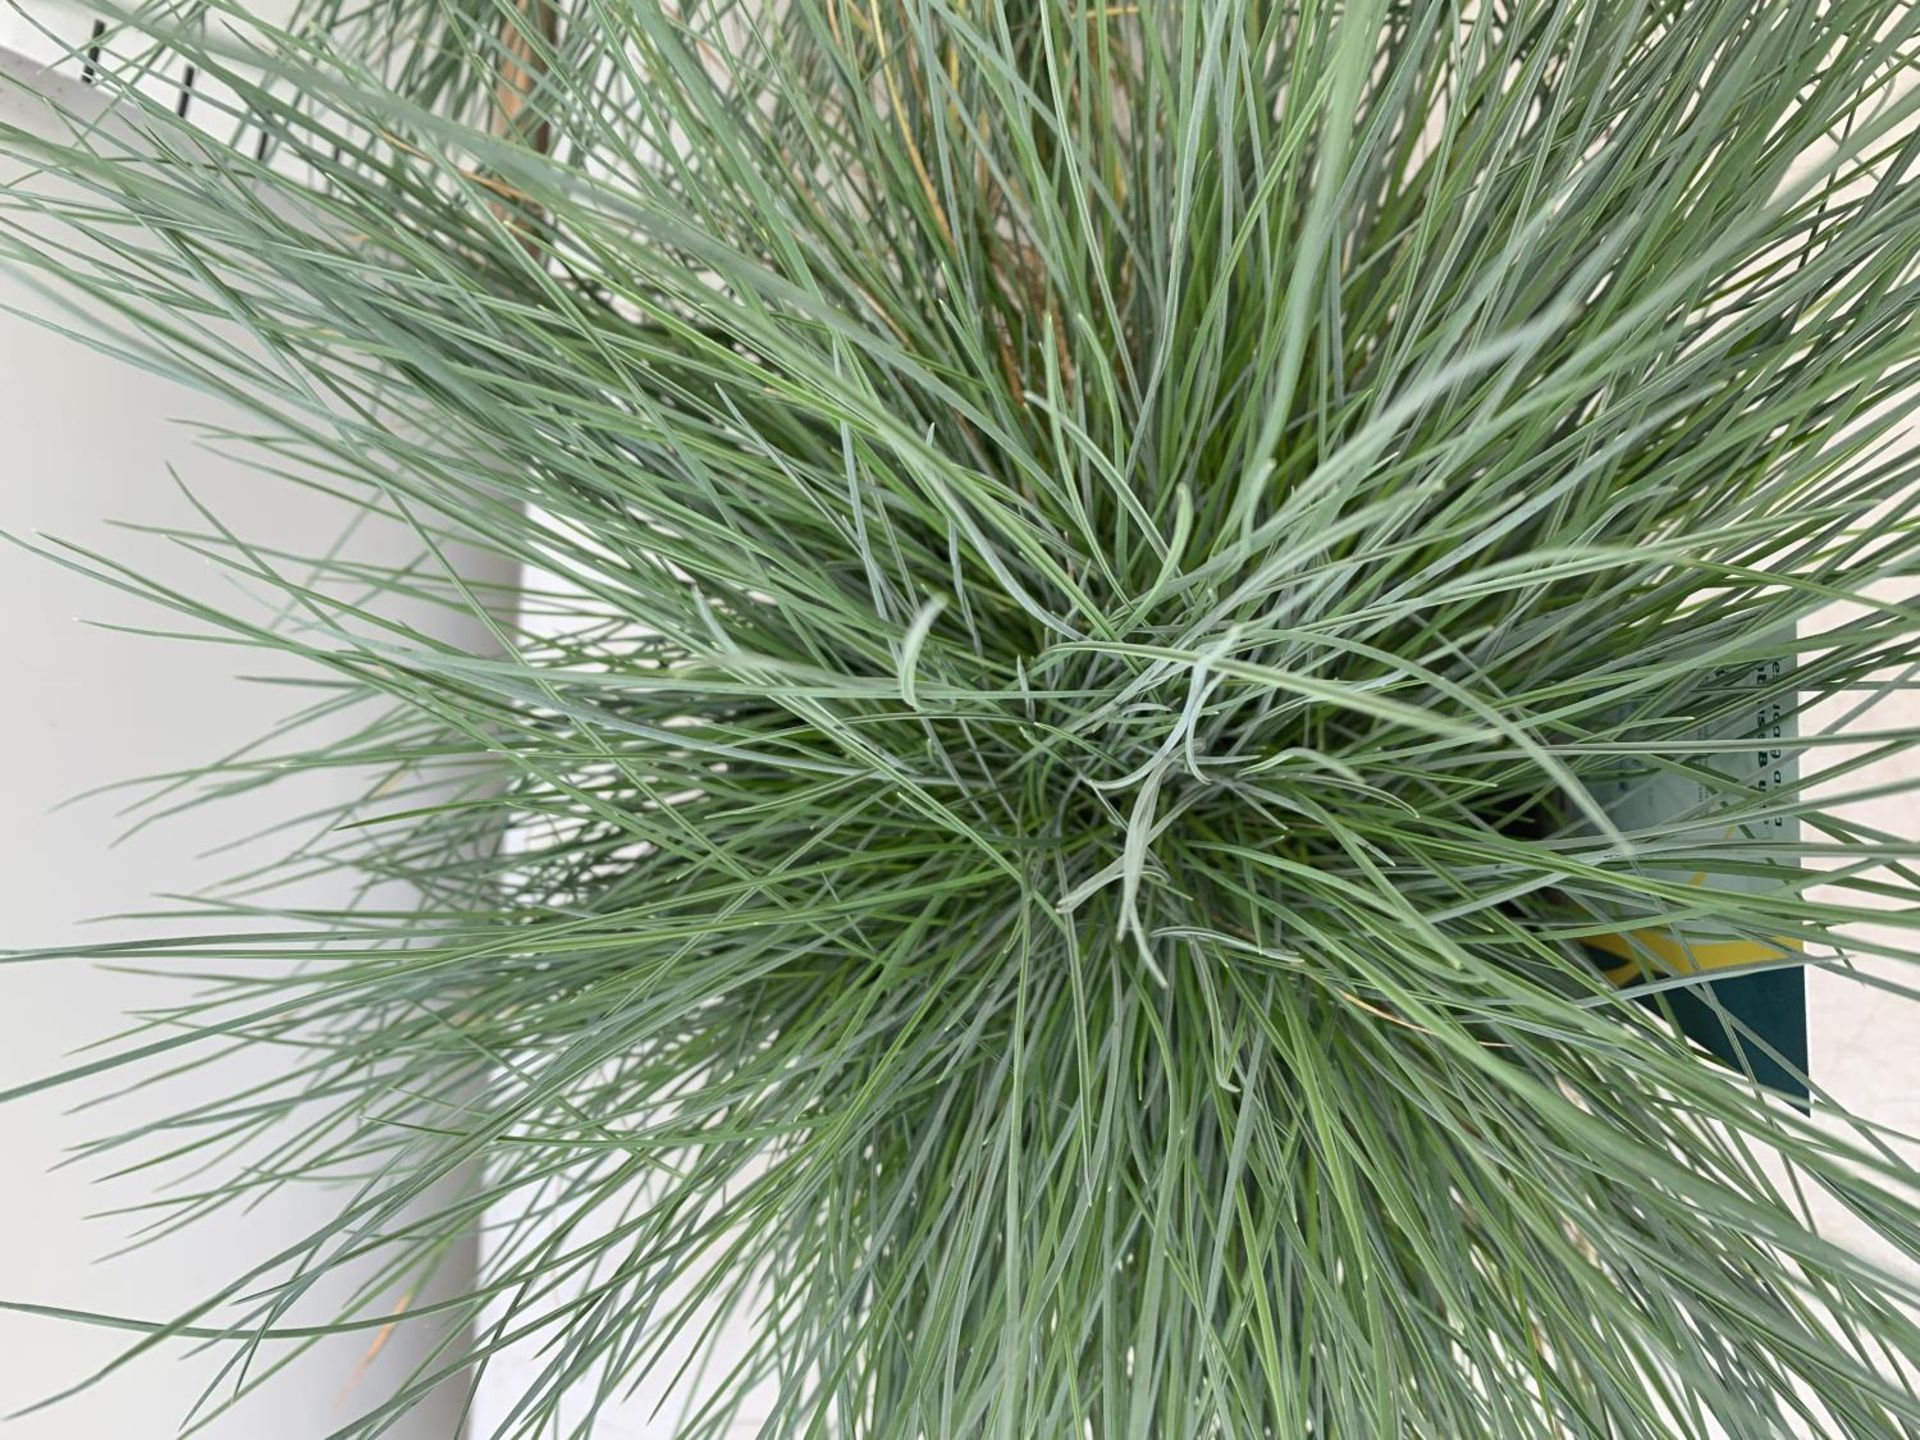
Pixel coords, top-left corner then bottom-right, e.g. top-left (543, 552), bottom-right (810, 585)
top-left (5, 0), bottom-right (1920, 1435)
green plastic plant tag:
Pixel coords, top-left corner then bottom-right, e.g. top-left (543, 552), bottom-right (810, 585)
top-left (1587, 646), bottom-right (1807, 1100)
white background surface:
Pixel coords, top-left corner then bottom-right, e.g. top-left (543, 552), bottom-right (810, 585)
top-left (0, 26), bottom-right (480, 1437)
